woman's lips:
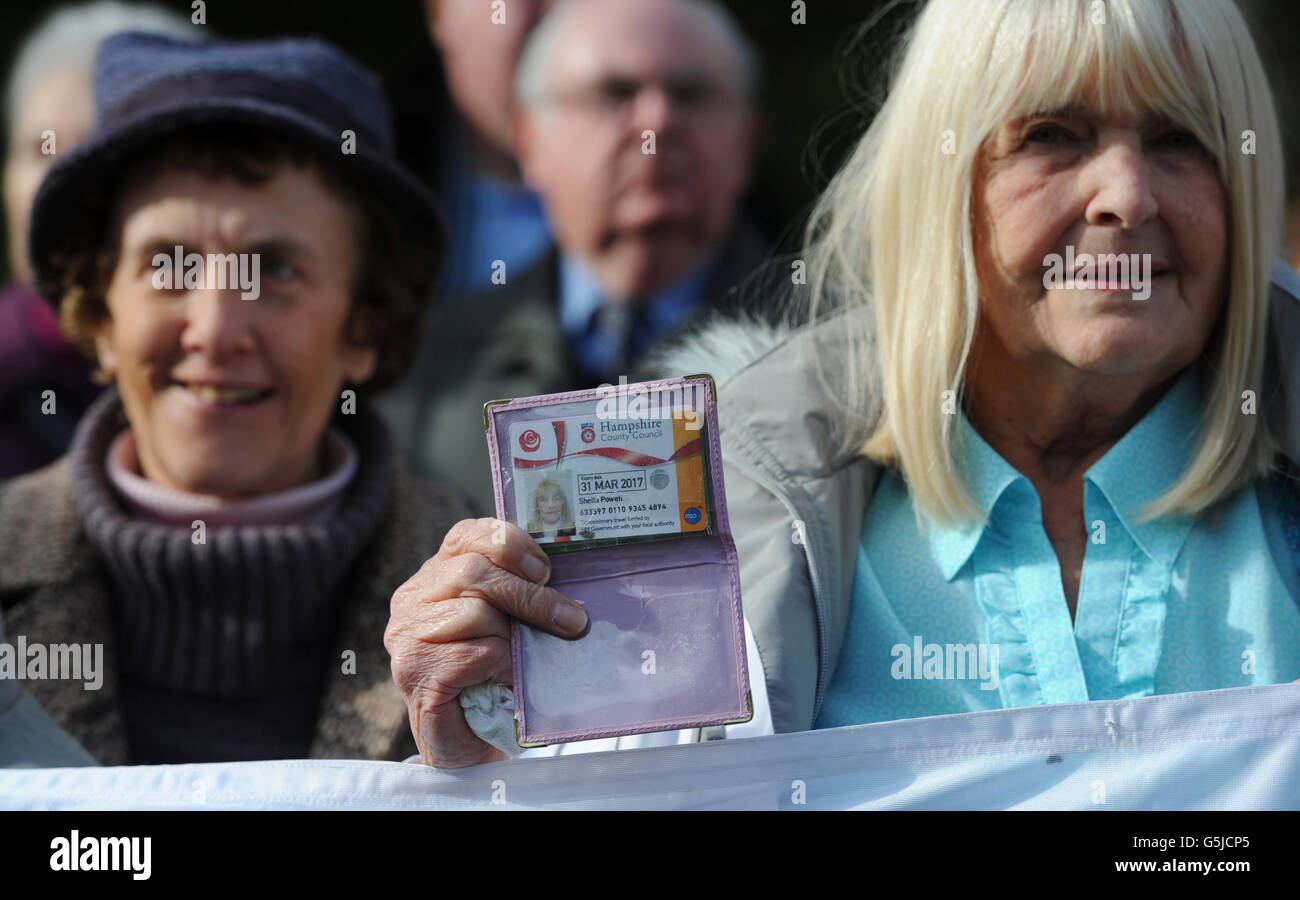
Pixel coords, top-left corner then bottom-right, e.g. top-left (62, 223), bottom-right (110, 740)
top-left (172, 381), bottom-right (275, 409)
top-left (1060, 269), bottom-right (1171, 292)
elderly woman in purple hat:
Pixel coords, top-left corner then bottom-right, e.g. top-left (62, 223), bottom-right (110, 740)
top-left (0, 33), bottom-right (473, 766)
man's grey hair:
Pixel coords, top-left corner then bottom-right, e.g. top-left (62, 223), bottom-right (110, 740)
top-left (514, 0), bottom-right (759, 108)
top-left (6, 1), bottom-right (196, 136)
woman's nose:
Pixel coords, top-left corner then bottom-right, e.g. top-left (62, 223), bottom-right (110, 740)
top-left (1081, 133), bottom-right (1159, 229)
top-left (179, 283), bottom-right (256, 358)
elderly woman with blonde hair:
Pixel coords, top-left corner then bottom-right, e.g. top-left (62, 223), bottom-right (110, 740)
top-left (527, 477), bottom-right (576, 540)
top-left (386, 0), bottom-right (1300, 766)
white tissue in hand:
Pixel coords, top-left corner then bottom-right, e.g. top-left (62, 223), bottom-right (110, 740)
top-left (459, 681), bottom-right (521, 757)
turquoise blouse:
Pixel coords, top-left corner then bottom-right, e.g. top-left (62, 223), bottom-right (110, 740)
top-left (816, 362), bottom-right (1300, 728)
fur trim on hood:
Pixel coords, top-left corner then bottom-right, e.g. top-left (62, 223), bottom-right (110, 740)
top-left (638, 312), bottom-right (797, 388)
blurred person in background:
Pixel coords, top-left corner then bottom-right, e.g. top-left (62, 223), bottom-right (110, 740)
top-left (0, 32), bottom-right (472, 765)
top-left (391, 0), bottom-right (558, 299)
top-left (382, 0), bottom-right (768, 513)
top-left (0, 1), bottom-right (194, 480)
top-left (1242, 0), bottom-right (1300, 269)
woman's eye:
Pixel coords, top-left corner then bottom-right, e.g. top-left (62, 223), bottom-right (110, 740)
top-left (1024, 124), bottom-right (1075, 145)
top-left (262, 256), bottom-right (297, 279)
top-left (1153, 129), bottom-right (1201, 151)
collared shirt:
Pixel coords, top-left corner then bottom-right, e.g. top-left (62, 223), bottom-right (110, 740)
top-left (816, 362), bottom-right (1300, 728)
top-left (437, 168), bottom-right (551, 299)
top-left (558, 251), bottom-right (720, 382)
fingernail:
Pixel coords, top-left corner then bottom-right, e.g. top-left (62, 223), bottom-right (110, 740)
top-left (522, 553), bottom-right (550, 584)
top-left (552, 602), bottom-right (588, 635)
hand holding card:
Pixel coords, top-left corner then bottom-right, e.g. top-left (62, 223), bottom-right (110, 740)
top-left (484, 375), bottom-right (752, 746)
top-left (383, 517), bottom-right (588, 767)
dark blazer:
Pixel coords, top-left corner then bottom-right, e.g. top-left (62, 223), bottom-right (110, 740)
top-left (0, 456), bottom-right (474, 766)
top-left (380, 226), bottom-right (770, 514)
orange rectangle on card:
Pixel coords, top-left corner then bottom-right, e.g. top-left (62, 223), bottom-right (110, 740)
top-left (673, 415), bottom-right (707, 532)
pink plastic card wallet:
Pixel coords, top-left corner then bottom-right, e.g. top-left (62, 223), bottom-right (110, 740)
top-left (483, 374), bottom-right (753, 746)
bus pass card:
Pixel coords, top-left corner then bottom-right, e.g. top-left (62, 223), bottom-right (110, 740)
top-left (507, 412), bottom-right (709, 545)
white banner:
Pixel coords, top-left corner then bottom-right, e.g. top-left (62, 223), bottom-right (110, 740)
top-left (2, 683), bottom-right (1297, 810)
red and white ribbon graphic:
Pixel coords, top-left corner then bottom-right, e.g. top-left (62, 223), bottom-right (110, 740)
top-left (514, 420), bottom-right (700, 469)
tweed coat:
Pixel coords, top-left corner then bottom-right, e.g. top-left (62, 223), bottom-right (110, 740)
top-left (0, 454), bottom-right (475, 765)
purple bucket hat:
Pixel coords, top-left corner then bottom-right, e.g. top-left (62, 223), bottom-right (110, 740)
top-left (29, 31), bottom-right (445, 303)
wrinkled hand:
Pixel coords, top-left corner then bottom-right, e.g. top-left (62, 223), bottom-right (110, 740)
top-left (385, 518), bottom-right (588, 768)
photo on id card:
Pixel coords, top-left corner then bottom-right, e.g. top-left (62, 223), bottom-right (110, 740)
top-left (484, 376), bottom-right (751, 745)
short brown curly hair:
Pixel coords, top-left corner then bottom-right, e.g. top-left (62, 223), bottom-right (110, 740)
top-left (55, 124), bottom-right (440, 391)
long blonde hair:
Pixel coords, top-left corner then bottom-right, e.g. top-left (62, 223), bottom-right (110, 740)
top-left (804, 0), bottom-right (1285, 528)
top-left (527, 477), bottom-right (575, 534)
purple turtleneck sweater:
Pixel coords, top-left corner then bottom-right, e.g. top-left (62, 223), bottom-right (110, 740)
top-left (68, 389), bottom-right (393, 763)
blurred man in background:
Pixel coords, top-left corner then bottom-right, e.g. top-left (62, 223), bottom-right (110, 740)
top-left (382, 0), bottom-right (767, 513)
top-left (414, 0), bottom-right (557, 297)
top-left (0, 1), bottom-right (193, 479)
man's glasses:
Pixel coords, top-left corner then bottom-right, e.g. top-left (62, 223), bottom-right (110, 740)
top-left (542, 73), bottom-right (744, 125)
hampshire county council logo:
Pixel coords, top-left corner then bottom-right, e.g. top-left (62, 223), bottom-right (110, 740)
top-left (581, 427), bottom-right (596, 443)
top-left (519, 429), bottom-right (542, 452)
